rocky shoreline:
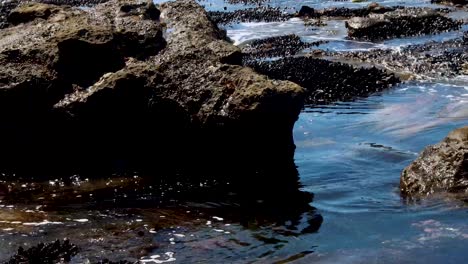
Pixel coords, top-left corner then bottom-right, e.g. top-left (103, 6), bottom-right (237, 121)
top-left (0, 0), bottom-right (464, 187)
top-left (0, 0), bottom-right (467, 262)
top-left (0, 0), bottom-right (305, 177)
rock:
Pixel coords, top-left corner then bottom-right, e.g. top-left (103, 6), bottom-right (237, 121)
top-left (6, 239), bottom-right (78, 263)
top-left (0, 0), bottom-right (19, 29)
top-left (245, 56), bottom-right (399, 105)
top-left (462, 62), bottom-right (468, 74)
top-left (346, 8), bottom-right (461, 41)
top-left (207, 7), bottom-right (292, 25)
top-left (297, 3), bottom-right (397, 19)
top-left (0, 0), bottom-right (163, 175)
top-left (431, 0), bottom-right (467, 6)
top-left (241, 34), bottom-right (327, 60)
top-left (401, 126), bottom-right (468, 197)
top-left (225, 0), bottom-right (268, 5)
top-left (38, 0), bottom-right (111, 6)
top-left (1, 0), bottom-right (113, 29)
top-left (298, 6), bottom-right (316, 18)
top-left (7, 2), bottom-right (61, 25)
top-left (0, 0), bottom-right (304, 176)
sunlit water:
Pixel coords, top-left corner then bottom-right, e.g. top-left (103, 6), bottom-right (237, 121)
top-left (0, 0), bottom-right (467, 263)
top-left (294, 82), bottom-right (468, 263)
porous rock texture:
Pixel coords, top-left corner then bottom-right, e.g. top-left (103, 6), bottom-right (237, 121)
top-left (245, 56), bottom-right (399, 105)
top-left (346, 8), bottom-right (461, 41)
top-left (401, 126), bottom-right (468, 198)
top-left (0, 0), bottom-right (304, 176)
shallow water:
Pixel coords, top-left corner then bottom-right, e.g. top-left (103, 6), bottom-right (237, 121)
top-left (1, 0), bottom-right (468, 263)
top-left (294, 81), bottom-right (468, 262)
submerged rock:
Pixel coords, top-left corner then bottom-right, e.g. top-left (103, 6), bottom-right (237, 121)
top-left (327, 34), bottom-right (468, 78)
top-left (246, 56), bottom-right (399, 105)
top-left (431, 0), bottom-right (467, 6)
top-left (401, 126), bottom-right (468, 198)
top-left (298, 3), bottom-right (397, 19)
top-left (207, 7), bottom-right (292, 25)
top-left (0, 0), bottom-right (304, 176)
top-left (38, 0), bottom-right (111, 6)
top-left (6, 239), bottom-right (78, 263)
top-left (346, 8), bottom-right (461, 41)
top-left (241, 34), bottom-right (326, 60)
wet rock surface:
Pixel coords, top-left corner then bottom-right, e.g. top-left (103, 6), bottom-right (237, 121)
top-left (0, 0), bottom-right (113, 28)
top-left (6, 239), bottom-right (78, 263)
top-left (298, 3), bottom-right (399, 19)
top-left (401, 126), bottom-right (468, 198)
top-left (241, 34), bottom-right (326, 60)
top-left (36, 0), bottom-right (111, 6)
top-left (432, 0), bottom-right (467, 6)
top-left (0, 0), bottom-right (304, 176)
top-left (0, 0), bottom-right (19, 29)
top-left (207, 7), bottom-right (292, 25)
top-left (245, 56), bottom-right (400, 105)
top-left (225, 0), bottom-right (269, 4)
top-left (346, 8), bottom-right (461, 41)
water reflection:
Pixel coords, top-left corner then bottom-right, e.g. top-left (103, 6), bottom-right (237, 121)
top-left (0, 162), bottom-right (322, 262)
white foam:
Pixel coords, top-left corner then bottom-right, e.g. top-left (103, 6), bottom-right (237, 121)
top-left (23, 220), bottom-right (63, 226)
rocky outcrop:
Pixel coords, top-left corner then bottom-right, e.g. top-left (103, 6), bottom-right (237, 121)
top-left (346, 8), bottom-right (461, 41)
top-left (245, 56), bottom-right (399, 105)
top-left (6, 239), bottom-right (78, 264)
top-left (208, 7), bottom-right (292, 25)
top-left (241, 34), bottom-right (326, 60)
top-left (298, 3), bottom-right (398, 19)
top-left (431, 0), bottom-right (467, 7)
top-left (0, 0), bottom-right (19, 29)
top-left (0, 0), bottom-right (304, 176)
top-left (401, 126), bottom-right (468, 198)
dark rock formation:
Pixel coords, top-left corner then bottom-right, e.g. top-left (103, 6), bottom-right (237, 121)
top-left (0, 0), bottom-right (19, 29)
top-left (0, 0), bottom-right (304, 176)
top-left (207, 7), bottom-right (292, 25)
top-left (1, 0), bottom-right (113, 29)
top-left (6, 239), bottom-right (78, 263)
top-left (225, 0), bottom-right (269, 5)
top-left (241, 34), bottom-right (327, 60)
top-left (346, 8), bottom-right (461, 41)
top-left (431, 0), bottom-right (467, 6)
top-left (245, 56), bottom-right (400, 105)
top-left (37, 0), bottom-right (111, 6)
top-left (0, 0), bottom-right (165, 175)
top-left (401, 126), bottom-right (468, 198)
top-left (298, 3), bottom-right (398, 19)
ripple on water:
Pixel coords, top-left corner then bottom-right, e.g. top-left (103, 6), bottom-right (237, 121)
top-left (293, 79), bottom-right (468, 257)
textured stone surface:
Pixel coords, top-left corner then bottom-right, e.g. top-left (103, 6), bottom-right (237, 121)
top-left (245, 56), bottom-right (399, 105)
top-left (0, 0), bottom-right (304, 176)
top-left (346, 8), bottom-right (461, 41)
top-left (401, 126), bottom-right (468, 197)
